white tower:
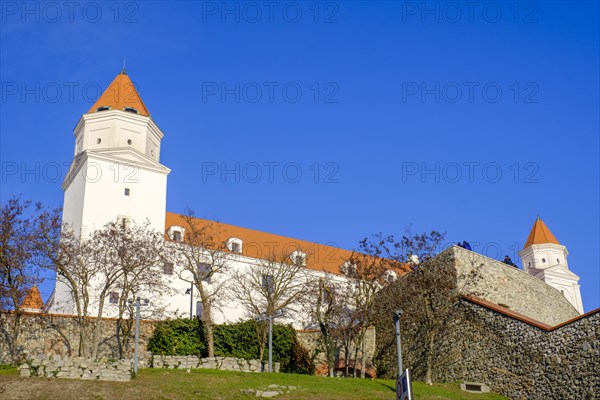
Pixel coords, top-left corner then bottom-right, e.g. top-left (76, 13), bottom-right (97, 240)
top-left (50, 70), bottom-right (170, 313)
top-left (518, 217), bottom-right (583, 314)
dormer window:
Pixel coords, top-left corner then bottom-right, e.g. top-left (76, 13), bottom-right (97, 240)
top-left (124, 107), bottom-right (139, 114)
top-left (96, 106), bottom-right (111, 112)
top-left (226, 238), bottom-right (243, 253)
top-left (384, 270), bottom-right (397, 282)
top-left (168, 226), bottom-right (185, 242)
top-left (290, 250), bottom-right (306, 266)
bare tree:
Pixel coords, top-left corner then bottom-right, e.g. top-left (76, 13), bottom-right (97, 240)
top-left (36, 210), bottom-right (99, 358)
top-left (89, 220), bottom-right (172, 359)
top-left (309, 275), bottom-right (347, 377)
top-left (168, 209), bottom-right (231, 357)
top-left (343, 234), bottom-right (408, 378)
top-left (371, 229), bottom-right (482, 384)
top-left (229, 250), bottom-right (312, 364)
top-left (0, 197), bottom-right (47, 364)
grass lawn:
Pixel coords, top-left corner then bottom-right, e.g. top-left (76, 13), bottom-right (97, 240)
top-left (0, 366), bottom-right (508, 400)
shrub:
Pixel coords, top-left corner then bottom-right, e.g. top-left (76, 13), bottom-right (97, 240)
top-left (147, 318), bottom-right (205, 356)
top-left (148, 318), bottom-right (314, 374)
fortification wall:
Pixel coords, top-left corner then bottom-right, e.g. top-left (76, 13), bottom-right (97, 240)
top-left (451, 246), bottom-right (579, 325)
top-left (0, 311), bottom-right (156, 364)
top-left (440, 299), bottom-right (599, 400)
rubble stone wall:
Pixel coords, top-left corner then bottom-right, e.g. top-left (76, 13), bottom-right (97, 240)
top-left (18, 354), bottom-right (133, 381)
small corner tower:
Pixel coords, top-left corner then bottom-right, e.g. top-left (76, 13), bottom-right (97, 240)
top-left (518, 217), bottom-right (583, 314)
top-left (61, 69), bottom-right (170, 236)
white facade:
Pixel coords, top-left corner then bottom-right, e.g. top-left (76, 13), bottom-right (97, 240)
top-left (50, 100), bottom-right (170, 314)
top-left (519, 242), bottom-right (584, 314)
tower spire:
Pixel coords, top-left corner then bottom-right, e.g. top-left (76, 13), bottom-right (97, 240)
top-left (121, 57), bottom-right (127, 75)
top-left (88, 71), bottom-right (149, 116)
top-left (524, 216), bottom-right (560, 248)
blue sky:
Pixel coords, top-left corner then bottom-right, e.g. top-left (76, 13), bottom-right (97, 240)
top-left (1, 1), bottom-right (598, 311)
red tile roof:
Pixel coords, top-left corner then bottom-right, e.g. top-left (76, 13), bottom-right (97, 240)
top-left (21, 286), bottom-right (43, 310)
top-left (524, 217), bottom-right (560, 248)
top-left (165, 212), bottom-right (353, 274)
top-left (88, 71), bottom-right (150, 116)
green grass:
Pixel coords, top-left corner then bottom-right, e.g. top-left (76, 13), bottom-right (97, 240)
top-left (0, 364), bottom-right (18, 376)
top-left (0, 367), bottom-right (507, 399)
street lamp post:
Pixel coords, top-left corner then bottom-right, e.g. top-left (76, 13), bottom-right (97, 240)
top-left (128, 297), bottom-right (149, 375)
top-left (185, 283), bottom-right (193, 319)
top-left (393, 309), bottom-right (404, 375)
top-left (255, 309), bottom-right (284, 373)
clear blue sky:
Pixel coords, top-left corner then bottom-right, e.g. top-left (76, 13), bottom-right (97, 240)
top-left (1, 1), bottom-right (598, 311)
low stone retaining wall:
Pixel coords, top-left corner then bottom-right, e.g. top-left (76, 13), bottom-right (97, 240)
top-left (151, 355), bottom-right (280, 373)
top-left (19, 355), bottom-right (133, 381)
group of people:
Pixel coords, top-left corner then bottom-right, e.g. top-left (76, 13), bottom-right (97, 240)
top-left (456, 241), bottom-right (472, 250)
top-left (456, 241), bottom-right (519, 268)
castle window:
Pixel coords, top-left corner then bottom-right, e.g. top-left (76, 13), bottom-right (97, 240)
top-left (117, 216), bottom-right (131, 230)
top-left (262, 274), bottom-right (274, 294)
top-left (109, 292), bottom-right (119, 304)
top-left (124, 107), bottom-right (139, 114)
top-left (124, 188), bottom-right (130, 196)
top-left (96, 106), bottom-right (110, 112)
top-left (196, 301), bottom-right (203, 318)
top-left (226, 238), bottom-right (243, 253)
top-left (290, 250), bottom-right (307, 266)
top-left (557, 258), bottom-right (560, 263)
top-left (542, 258), bottom-right (546, 263)
top-left (168, 226), bottom-right (185, 242)
top-left (163, 262), bottom-right (174, 275)
top-left (173, 231), bottom-right (182, 242)
top-left (127, 139), bottom-right (132, 145)
top-left (97, 138), bottom-right (102, 144)
top-left (199, 263), bottom-right (211, 283)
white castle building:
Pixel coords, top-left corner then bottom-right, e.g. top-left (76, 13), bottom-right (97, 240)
top-left (48, 70), bottom-right (584, 321)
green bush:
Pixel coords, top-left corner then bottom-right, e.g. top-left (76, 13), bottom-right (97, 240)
top-left (148, 318), bottom-right (314, 374)
top-left (147, 318), bottom-right (205, 356)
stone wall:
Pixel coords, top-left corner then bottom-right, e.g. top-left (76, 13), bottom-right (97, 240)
top-left (18, 354), bottom-right (133, 381)
top-left (438, 298), bottom-right (599, 400)
top-left (296, 327), bottom-right (377, 377)
top-left (151, 355), bottom-right (279, 373)
top-left (452, 246), bottom-right (579, 325)
top-left (0, 311), bottom-right (157, 364)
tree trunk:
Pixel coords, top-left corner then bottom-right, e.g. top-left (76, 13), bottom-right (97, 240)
top-left (425, 331), bottom-right (435, 385)
top-left (344, 342), bottom-right (350, 377)
top-left (205, 319), bottom-right (214, 358)
top-left (200, 290), bottom-right (215, 357)
top-left (360, 335), bottom-right (366, 378)
top-left (91, 296), bottom-right (106, 360)
top-left (352, 339), bottom-right (360, 378)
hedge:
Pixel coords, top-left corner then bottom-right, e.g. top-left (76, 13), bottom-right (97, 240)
top-left (148, 318), bottom-right (314, 374)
